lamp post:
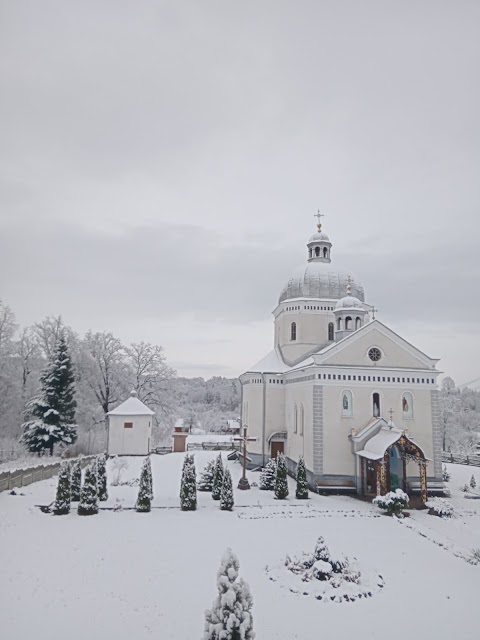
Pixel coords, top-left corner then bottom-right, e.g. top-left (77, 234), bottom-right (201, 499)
top-left (234, 425), bottom-right (257, 490)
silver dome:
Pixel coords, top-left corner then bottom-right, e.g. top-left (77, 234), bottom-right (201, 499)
top-left (335, 294), bottom-right (364, 310)
top-left (279, 261), bottom-right (365, 304)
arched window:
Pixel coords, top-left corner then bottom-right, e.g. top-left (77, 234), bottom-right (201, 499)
top-left (315, 246), bottom-right (320, 257)
top-left (355, 317), bottom-right (362, 330)
top-left (294, 405), bottom-right (298, 433)
top-left (373, 393), bottom-right (380, 417)
top-left (337, 317), bottom-right (342, 330)
top-left (323, 247), bottom-right (328, 258)
top-left (328, 322), bottom-right (334, 341)
top-left (345, 316), bottom-right (352, 330)
top-left (300, 405), bottom-right (304, 435)
top-left (402, 392), bottom-right (413, 419)
top-left (342, 390), bottom-right (353, 417)
top-left (290, 322), bottom-right (297, 341)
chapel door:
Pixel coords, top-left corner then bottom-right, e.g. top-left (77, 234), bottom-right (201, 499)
top-left (270, 441), bottom-right (284, 460)
top-left (366, 460), bottom-right (376, 494)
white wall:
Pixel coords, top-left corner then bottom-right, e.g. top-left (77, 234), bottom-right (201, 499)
top-left (107, 414), bottom-right (152, 456)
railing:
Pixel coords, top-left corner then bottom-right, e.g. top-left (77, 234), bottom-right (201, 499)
top-left (442, 452), bottom-right (480, 467)
top-left (152, 446), bottom-right (173, 455)
top-left (187, 441), bottom-right (241, 452)
top-left (0, 455), bottom-right (98, 493)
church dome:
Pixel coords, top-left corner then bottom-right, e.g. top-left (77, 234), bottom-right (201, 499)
top-left (279, 261), bottom-right (365, 304)
top-left (335, 294), bottom-right (364, 310)
top-left (308, 231), bottom-right (330, 244)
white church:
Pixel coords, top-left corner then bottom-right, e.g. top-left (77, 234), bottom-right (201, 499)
top-left (240, 217), bottom-right (443, 500)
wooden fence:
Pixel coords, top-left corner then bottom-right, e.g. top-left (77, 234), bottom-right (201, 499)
top-left (0, 455), bottom-right (97, 493)
top-left (442, 452), bottom-right (480, 467)
top-left (187, 441), bottom-right (241, 452)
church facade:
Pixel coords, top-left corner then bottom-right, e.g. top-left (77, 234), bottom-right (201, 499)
top-left (239, 220), bottom-right (444, 498)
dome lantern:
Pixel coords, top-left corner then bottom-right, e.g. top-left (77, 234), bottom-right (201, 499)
top-left (308, 211), bottom-right (332, 263)
top-left (333, 277), bottom-right (367, 341)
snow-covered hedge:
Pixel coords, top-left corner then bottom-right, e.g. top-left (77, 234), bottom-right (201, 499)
top-left (425, 497), bottom-right (454, 518)
top-left (373, 489), bottom-right (409, 516)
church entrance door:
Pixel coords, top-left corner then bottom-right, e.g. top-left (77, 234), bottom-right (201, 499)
top-left (270, 441), bottom-right (284, 460)
top-left (366, 459), bottom-right (377, 494)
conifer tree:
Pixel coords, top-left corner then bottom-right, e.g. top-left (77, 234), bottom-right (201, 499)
top-left (144, 455), bottom-right (153, 500)
top-left (211, 453), bottom-right (224, 501)
top-left (259, 458), bottom-right (276, 490)
top-left (220, 468), bottom-right (234, 511)
top-left (295, 456), bottom-right (309, 499)
top-left (274, 453), bottom-right (289, 500)
top-left (97, 453), bottom-right (108, 502)
top-left (70, 460), bottom-right (82, 501)
top-left (78, 463), bottom-right (98, 515)
top-left (180, 454), bottom-right (197, 510)
top-left (470, 474), bottom-right (477, 489)
top-left (203, 549), bottom-right (254, 640)
top-left (136, 457), bottom-right (151, 512)
top-left (198, 460), bottom-right (215, 491)
top-left (53, 461), bottom-right (71, 515)
top-left (21, 333), bottom-right (77, 456)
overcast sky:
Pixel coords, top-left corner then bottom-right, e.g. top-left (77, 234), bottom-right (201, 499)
top-left (1, 1), bottom-right (479, 383)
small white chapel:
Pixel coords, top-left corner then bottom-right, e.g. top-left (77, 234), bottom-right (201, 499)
top-left (240, 216), bottom-right (444, 500)
top-left (107, 390), bottom-right (154, 456)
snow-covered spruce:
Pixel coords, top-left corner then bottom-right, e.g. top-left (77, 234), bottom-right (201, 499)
top-left (259, 458), bottom-right (276, 491)
top-left (442, 464), bottom-right (451, 482)
top-left (220, 468), bottom-right (234, 511)
top-left (211, 453), bottom-right (224, 501)
top-left (470, 474), bottom-right (477, 489)
top-left (373, 489), bottom-right (409, 516)
top-left (96, 453), bottom-right (108, 502)
top-left (78, 463), bottom-right (98, 516)
top-left (426, 497), bottom-right (454, 518)
top-left (295, 456), bottom-right (309, 499)
top-left (136, 457), bottom-right (152, 512)
top-left (52, 461), bottom-right (71, 515)
top-left (180, 454), bottom-right (197, 511)
top-left (274, 453), bottom-right (289, 500)
top-left (203, 548), bottom-right (255, 640)
top-left (142, 455), bottom-right (153, 500)
top-left (70, 460), bottom-right (82, 501)
top-left (20, 333), bottom-right (77, 456)
top-left (198, 460), bottom-right (215, 492)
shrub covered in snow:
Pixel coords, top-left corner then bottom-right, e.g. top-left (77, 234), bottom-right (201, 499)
top-left (78, 463), bottom-right (98, 516)
top-left (295, 456), bottom-right (309, 499)
top-left (203, 548), bottom-right (254, 640)
top-left (461, 483), bottom-right (470, 492)
top-left (136, 457), bottom-right (152, 512)
top-left (470, 474), bottom-right (477, 489)
top-left (373, 489), bottom-right (409, 516)
top-left (96, 453), bottom-right (108, 502)
top-left (180, 454), bottom-right (197, 511)
top-left (426, 497), bottom-right (454, 518)
top-left (259, 458), bottom-right (276, 491)
top-left (274, 453), bottom-right (289, 500)
top-left (198, 460), bottom-right (215, 491)
top-left (220, 468), bottom-right (234, 511)
top-left (70, 460), bottom-right (82, 501)
top-left (53, 461), bottom-right (71, 515)
top-left (211, 453), bottom-right (224, 501)
top-left (442, 464), bottom-right (451, 482)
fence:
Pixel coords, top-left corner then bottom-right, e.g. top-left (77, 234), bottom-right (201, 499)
top-left (0, 455), bottom-right (98, 493)
top-left (442, 452), bottom-right (480, 467)
top-left (187, 441), bottom-right (241, 452)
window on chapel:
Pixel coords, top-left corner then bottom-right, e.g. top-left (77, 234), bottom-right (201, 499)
top-left (290, 322), bottom-right (297, 341)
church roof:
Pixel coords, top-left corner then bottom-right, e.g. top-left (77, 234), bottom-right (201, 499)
top-left (107, 390), bottom-right (155, 416)
top-left (279, 261), bottom-right (365, 304)
top-left (246, 349), bottom-right (290, 374)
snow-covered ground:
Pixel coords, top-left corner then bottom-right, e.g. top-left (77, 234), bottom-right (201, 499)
top-left (0, 457), bottom-right (478, 640)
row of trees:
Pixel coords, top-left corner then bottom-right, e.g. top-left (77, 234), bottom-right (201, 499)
top-left (439, 377), bottom-right (480, 453)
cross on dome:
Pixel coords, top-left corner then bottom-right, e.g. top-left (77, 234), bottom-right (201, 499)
top-left (314, 210), bottom-right (325, 231)
top-left (371, 305), bottom-right (379, 320)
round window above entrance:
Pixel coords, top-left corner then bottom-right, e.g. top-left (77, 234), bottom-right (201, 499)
top-left (368, 347), bottom-right (382, 362)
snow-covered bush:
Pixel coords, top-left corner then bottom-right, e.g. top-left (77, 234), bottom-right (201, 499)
top-left (96, 453), bottom-right (108, 502)
top-left (442, 464), bottom-right (451, 482)
top-left (180, 454), bottom-right (197, 511)
top-left (78, 462), bottom-right (98, 515)
top-left (274, 453), bottom-right (289, 499)
top-left (220, 468), bottom-right (234, 511)
top-left (198, 460), bottom-right (215, 492)
top-left (136, 457), bottom-right (151, 512)
top-left (461, 483), bottom-right (469, 492)
top-left (52, 461), bottom-right (71, 515)
top-left (470, 474), bottom-right (477, 489)
top-left (111, 456), bottom-right (128, 486)
top-left (312, 560), bottom-right (332, 581)
top-left (469, 548), bottom-right (480, 565)
top-left (295, 456), bottom-right (309, 499)
top-left (373, 489), bottom-right (409, 516)
top-left (426, 497), bottom-right (454, 518)
top-left (203, 548), bottom-right (254, 640)
top-left (211, 453), bottom-right (224, 501)
top-left (259, 458), bottom-right (276, 491)
top-left (143, 456), bottom-right (153, 500)
top-left (70, 460), bottom-right (82, 501)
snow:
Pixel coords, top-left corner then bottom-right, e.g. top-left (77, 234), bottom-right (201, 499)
top-left (0, 455), bottom-right (479, 639)
top-left (245, 348), bottom-right (290, 374)
top-left (107, 396), bottom-right (154, 416)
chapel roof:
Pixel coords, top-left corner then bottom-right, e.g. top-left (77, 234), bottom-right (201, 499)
top-left (107, 390), bottom-right (155, 416)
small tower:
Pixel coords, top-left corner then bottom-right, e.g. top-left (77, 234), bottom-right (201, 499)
top-left (334, 278), bottom-right (367, 341)
top-left (307, 212), bottom-right (332, 263)
top-left (106, 389), bottom-right (154, 456)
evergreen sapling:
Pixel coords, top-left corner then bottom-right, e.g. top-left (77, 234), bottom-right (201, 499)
top-left (78, 462), bottom-right (99, 515)
top-left (53, 461), bottom-right (71, 515)
top-left (259, 458), bottom-right (276, 490)
top-left (274, 453), bottom-right (289, 500)
top-left (211, 453), bottom-right (224, 501)
top-left (470, 475), bottom-right (477, 489)
top-left (203, 548), bottom-right (255, 640)
top-left (136, 457), bottom-right (151, 512)
top-left (295, 456), bottom-right (309, 499)
top-left (97, 453), bottom-right (108, 502)
top-left (145, 455), bottom-right (153, 500)
top-left (70, 460), bottom-right (82, 501)
top-left (198, 460), bottom-right (215, 491)
top-left (180, 454), bottom-right (197, 511)
top-left (220, 468), bottom-right (234, 511)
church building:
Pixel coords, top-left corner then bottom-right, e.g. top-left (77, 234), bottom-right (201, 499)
top-left (239, 217), bottom-right (444, 499)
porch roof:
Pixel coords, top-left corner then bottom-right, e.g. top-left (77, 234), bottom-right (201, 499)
top-left (355, 426), bottom-right (430, 462)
